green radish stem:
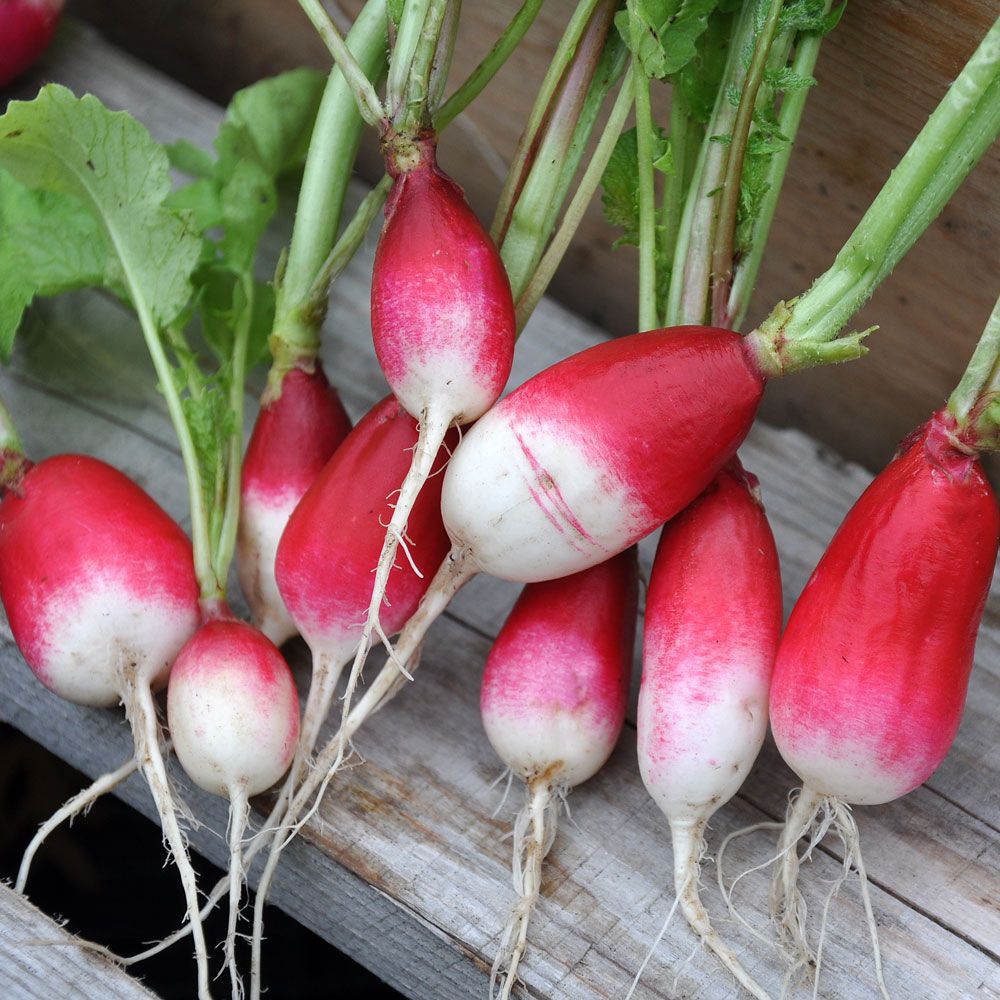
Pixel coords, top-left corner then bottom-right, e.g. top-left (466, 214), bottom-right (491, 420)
top-left (748, 16), bottom-right (1000, 374)
top-left (295, 0), bottom-right (386, 127)
top-left (709, 0), bottom-right (785, 328)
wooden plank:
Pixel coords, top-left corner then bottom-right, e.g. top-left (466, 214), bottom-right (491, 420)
top-left (0, 884), bottom-right (159, 999)
top-left (64, 0), bottom-right (1000, 477)
top-left (2, 22), bottom-right (999, 1000)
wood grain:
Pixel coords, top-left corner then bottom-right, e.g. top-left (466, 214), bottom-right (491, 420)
top-left (1, 22), bottom-right (999, 1000)
top-left (0, 884), bottom-right (159, 999)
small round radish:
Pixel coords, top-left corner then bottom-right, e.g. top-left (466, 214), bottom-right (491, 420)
top-left (0, 453), bottom-right (212, 997)
top-left (481, 548), bottom-right (637, 1000)
top-left (238, 361), bottom-right (351, 646)
top-left (635, 461), bottom-right (781, 1000)
top-left (768, 410), bottom-right (999, 992)
top-left (168, 615), bottom-right (300, 998)
top-left (341, 131), bottom-right (516, 728)
top-left (0, 0), bottom-right (63, 88)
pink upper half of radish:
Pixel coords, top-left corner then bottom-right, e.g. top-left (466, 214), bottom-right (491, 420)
top-left (637, 462), bottom-right (782, 821)
top-left (238, 362), bottom-right (352, 645)
top-left (167, 618), bottom-right (300, 798)
top-left (0, 0), bottom-right (63, 87)
top-left (275, 394), bottom-right (456, 657)
top-left (0, 455), bottom-right (200, 707)
top-left (442, 327), bottom-right (765, 582)
top-left (770, 411), bottom-right (1000, 806)
top-left (371, 138), bottom-right (515, 423)
top-left (481, 548), bottom-right (638, 787)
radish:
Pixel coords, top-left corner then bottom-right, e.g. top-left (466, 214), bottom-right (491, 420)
top-left (167, 615), bottom-right (299, 1000)
top-left (247, 393), bottom-right (457, 1000)
top-left (632, 460), bottom-right (781, 999)
top-left (340, 130), bottom-right (516, 725)
top-left (0, 451), bottom-right (211, 994)
top-left (482, 548), bottom-right (637, 1000)
top-left (767, 406), bottom-right (1000, 995)
top-left (0, 0), bottom-right (62, 87)
top-left (274, 392), bottom-right (456, 779)
top-left (237, 361), bottom-right (351, 645)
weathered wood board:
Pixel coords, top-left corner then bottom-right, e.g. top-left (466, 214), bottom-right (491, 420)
top-left (1, 22), bottom-right (999, 1000)
top-left (0, 884), bottom-right (158, 999)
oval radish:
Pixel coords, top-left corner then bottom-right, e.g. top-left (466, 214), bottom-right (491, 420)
top-left (0, 0), bottom-right (63, 88)
top-left (249, 394), bottom-right (457, 998)
top-left (768, 410), bottom-right (1000, 992)
top-left (635, 461), bottom-right (781, 999)
top-left (0, 453), bottom-right (212, 996)
top-left (482, 548), bottom-right (637, 1000)
top-left (443, 327), bottom-right (764, 581)
top-left (238, 361), bottom-right (351, 645)
top-left (341, 132), bottom-right (516, 725)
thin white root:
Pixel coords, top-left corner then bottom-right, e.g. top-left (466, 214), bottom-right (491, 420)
top-left (672, 820), bottom-right (773, 1000)
top-left (339, 410), bottom-right (452, 736)
top-left (16, 743), bottom-right (169, 894)
top-left (248, 551), bottom-right (475, 1000)
top-left (490, 782), bottom-right (558, 1000)
top-left (715, 820), bottom-right (788, 950)
top-left (125, 679), bottom-right (212, 999)
top-left (770, 788), bottom-right (891, 1000)
top-left (623, 877), bottom-right (686, 1000)
top-left (120, 793), bottom-right (285, 965)
top-left (225, 785), bottom-right (250, 1000)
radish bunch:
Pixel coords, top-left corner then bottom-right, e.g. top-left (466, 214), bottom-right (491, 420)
top-left (481, 548), bottom-right (637, 999)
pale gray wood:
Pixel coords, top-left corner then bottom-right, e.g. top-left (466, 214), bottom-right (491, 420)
top-left (2, 20), bottom-right (999, 1000)
top-left (0, 884), bottom-right (159, 999)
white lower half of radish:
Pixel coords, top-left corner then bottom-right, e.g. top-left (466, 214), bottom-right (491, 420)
top-left (773, 733), bottom-right (912, 806)
top-left (483, 708), bottom-right (616, 788)
top-left (390, 346), bottom-right (500, 428)
top-left (238, 491), bottom-right (297, 646)
top-left (33, 580), bottom-right (198, 707)
top-left (637, 655), bottom-right (768, 821)
top-left (169, 659), bottom-right (298, 798)
top-left (442, 409), bottom-right (642, 582)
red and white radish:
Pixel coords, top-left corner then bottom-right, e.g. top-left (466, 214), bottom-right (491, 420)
top-left (248, 393), bottom-right (457, 1000)
top-left (768, 409), bottom-right (1000, 994)
top-left (238, 361), bottom-right (351, 645)
top-left (0, 0), bottom-right (63, 87)
top-left (274, 392), bottom-right (456, 777)
top-left (634, 461), bottom-right (781, 999)
top-left (443, 327), bottom-right (764, 582)
top-left (0, 453), bottom-right (212, 995)
top-left (482, 548), bottom-right (637, 1000)
top-left (168, 615), bottom-right (299, 1000)
top-left (341, 132), bottom-right (516, 721)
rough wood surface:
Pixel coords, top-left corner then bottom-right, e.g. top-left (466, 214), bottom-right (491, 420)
top-left (64, 0), bottom-right (1000, 477)
top-left (0, 884), bottom-right (158, 999)
top-left (1, 22), bottom-right (999, 1000)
